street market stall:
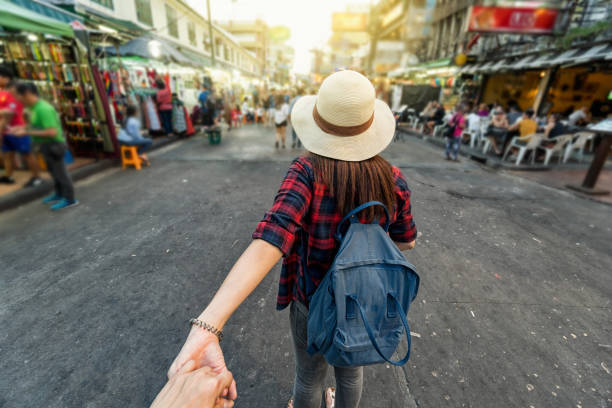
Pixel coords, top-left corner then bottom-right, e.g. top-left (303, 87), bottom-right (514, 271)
top-left (0, 0), bottom-right (116, 159)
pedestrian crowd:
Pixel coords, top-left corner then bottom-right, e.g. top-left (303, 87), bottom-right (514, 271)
top-left (194, 84), bottom-right (310, 150)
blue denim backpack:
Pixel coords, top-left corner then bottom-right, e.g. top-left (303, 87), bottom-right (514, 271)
top-left (306, 201), bottom-right (420, 367)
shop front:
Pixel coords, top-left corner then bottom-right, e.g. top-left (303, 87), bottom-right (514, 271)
top-left (545, 65), bottom-right (612, 117)
top-left (0, 0), bottom-right (116, 161)
top-left (480, 70), bottom-right (543, 111)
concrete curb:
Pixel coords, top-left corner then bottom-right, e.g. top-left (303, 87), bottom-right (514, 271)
top-left (0, 135), bottom-right (181, 213)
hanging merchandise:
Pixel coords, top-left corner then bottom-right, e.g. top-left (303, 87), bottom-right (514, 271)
top-left (0, 34), bottom-right (114, 158)
top-left (184, 106), bottom-right (195, 136)
top-left (172, 100), bottom-right (187, 134)
top-left (144, 96), bottom-right (162, 131)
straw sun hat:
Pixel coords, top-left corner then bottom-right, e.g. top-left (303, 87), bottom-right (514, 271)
top-left (291, 70), bottom-right (395, 162)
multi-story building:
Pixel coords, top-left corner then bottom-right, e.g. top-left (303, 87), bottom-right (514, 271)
top-left (367, 0), bottom-right (435, 75)
top-left (329, 5), bottom-right (371, 71)
top-left (395, 0), bottom-right (611, 114)
top-left (221, 19), bottom-right (269, 77)
top-left (44, 0), bottom-right (262, 77)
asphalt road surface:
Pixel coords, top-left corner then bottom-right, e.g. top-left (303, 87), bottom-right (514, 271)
top-left (1, 124), bottom-right (611, 407)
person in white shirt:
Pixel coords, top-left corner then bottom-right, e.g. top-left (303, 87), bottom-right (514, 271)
top-left (568, 106), bottom-right (589, 127)
top-left (241, 98), bottom-right (250, 124)
top-left (274, 94), bottom-right (289, 149)
top-left (467, 110), bottom-right (481, 135)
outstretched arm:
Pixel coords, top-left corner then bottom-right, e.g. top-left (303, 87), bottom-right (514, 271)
top-left (198, 239), bottom-right (282, 331)
top-left (167, 239), bottom-right (282, 402)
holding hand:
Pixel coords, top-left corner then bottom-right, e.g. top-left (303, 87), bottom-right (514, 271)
top-left (168, 327), bottom-right (237, 401)
top-left (152, 360), bottom-right (234, 408)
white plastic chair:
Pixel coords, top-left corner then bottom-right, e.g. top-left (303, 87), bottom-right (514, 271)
top-left (478, 118), bottom-right (492, 153)
top-left (563, 131), bottom-right (594, 163)
top-left (502, 133), bottom-right (544, 165)
top-left (461, 131), bottom-right (479, 148)
top-left (537, 134), bottom-right (573, 165)
top-left (433, 124), bottom-right (446, 138)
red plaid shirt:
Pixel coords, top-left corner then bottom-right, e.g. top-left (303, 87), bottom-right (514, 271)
top-left (253, 156), bottom-right (417, 310)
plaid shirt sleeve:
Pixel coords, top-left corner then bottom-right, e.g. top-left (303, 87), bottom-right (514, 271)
top-left (389, 167), bottom-right (417, 243)
top-left (253, 158), bottom-right (313, 256)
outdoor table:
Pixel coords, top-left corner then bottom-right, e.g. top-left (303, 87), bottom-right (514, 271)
top-left (567, 119), bottom-right (612, 195)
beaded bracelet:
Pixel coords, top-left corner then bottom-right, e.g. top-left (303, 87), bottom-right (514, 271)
top-left (189, 318), bottom-right (223, 342)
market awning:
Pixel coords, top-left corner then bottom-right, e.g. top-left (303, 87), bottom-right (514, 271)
top-left (181, 49), bottom-right (212, 68)
top-left (489, 59), bottom-right (509, 73)
top-left (475, 61), bottom-right (494, 73)
top-left (509, 55), bottom-right (536, 70)
top-left (105, 36), bottom-right (193, 66)
top-left (546, 48), bottom-right (581, 66)
top-left (7, 0), bottom-right (84, 25)
top-left (0, 0), bottom-right (73, 37)
top-left (571, 44), bottom-right (612, 64)
top-left (466, 63), bottom-right (482, 74)
top-left (66, 4), bottom-right (145, 36)
top-left (527, 53), bottom-right (553, 69)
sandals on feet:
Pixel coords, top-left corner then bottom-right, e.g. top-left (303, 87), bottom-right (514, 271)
top-left (325, 387), bottom-right (336, 408)
top-left (288, 388), bottom-right (335, 408)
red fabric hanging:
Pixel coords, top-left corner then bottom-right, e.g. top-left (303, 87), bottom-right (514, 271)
top-left (184, 106), bottom-right (195, 136)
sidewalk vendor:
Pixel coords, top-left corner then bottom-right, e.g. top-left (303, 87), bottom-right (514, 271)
top-left (118, 105), bottom-right (153, 166)
top-left (11, 83), bottom-right (78, 211)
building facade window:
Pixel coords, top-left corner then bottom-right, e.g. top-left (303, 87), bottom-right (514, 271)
top-left (215, 38), bottom-right (222, 57)
top-left (165, 5), bottom-right (178, 38)
top-left (203, 35), bottom-right (211, 53)
top-left (92, 0), bottom-right (113, 9)
top-left (188, 22), bottom-right (196, 46)
top-left (135, 0), bottom-right (152, 26)
top-left (224, 44), bottom-right (230, 61)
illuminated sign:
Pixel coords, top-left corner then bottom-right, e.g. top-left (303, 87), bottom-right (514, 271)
top-left (332, 13), bottom-right (368, 32)
top-left (467, 6), bottom-right (559, 34)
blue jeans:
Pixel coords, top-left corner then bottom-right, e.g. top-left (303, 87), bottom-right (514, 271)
top-left (445, 137), bottom-right (460, 159)
top-left (290, 301), bottom-right (363, 408)
top-left (121, 138), bottom-right (153, 154)
top-left (159, 109), bottom-right (173, 134)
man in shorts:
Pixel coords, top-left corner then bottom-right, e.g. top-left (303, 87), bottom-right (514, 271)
top-left (0, 67), bottom-right (41, 187)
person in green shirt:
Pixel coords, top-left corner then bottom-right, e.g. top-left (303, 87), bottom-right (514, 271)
top-left (10, 83), bottom-right (77, 210)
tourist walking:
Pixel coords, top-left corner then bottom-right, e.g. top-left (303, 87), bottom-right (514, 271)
top-left (445, 104), bottom-right (466, 161)
top-left (167, 70), bottom-right (417, 408)
top-left (274, 95), bottom-right (289, 149)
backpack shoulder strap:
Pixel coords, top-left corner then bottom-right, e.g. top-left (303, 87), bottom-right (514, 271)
top-left (335, 201), bottom-right (390, 241)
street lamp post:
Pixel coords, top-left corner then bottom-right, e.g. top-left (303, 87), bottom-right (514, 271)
top-left (207, 0), bottom-right (216, 67)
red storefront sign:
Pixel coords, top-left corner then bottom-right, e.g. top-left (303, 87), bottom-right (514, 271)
top-left (468, 6), bottom-right (559, 34)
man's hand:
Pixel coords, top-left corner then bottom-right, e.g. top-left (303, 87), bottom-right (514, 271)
top-left (151, 360), bottom-right (234, 408)
top-left (8, 126), bottom-right (27, 137)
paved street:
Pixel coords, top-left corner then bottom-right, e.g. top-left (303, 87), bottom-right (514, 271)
top-left (1, 124), bottom-right (611, 408)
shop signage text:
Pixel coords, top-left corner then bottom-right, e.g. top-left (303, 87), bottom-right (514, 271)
top-left (467, 6), bottom-right (559, 34)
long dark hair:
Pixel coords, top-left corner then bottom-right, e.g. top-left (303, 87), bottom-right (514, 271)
top-left (309, 152), bottom-right (396, 222)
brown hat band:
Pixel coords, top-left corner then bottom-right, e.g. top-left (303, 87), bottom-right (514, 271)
top-left (313, 105), bottom-right (374, 137)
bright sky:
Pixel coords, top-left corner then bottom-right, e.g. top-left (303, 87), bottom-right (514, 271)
top-left (185, 0), bottom-right (365, 74)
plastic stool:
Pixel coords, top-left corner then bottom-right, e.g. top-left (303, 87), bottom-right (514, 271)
top-left (121, 145), bottom-right (142, 170)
